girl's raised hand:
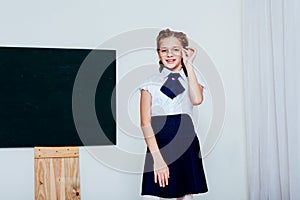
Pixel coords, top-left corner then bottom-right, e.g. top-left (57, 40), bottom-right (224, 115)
top-left (182, 47), bottom-right (197, 67)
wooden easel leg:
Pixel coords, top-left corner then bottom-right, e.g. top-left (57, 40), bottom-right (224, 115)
top-left (34, 147), bottom-right (80, 200)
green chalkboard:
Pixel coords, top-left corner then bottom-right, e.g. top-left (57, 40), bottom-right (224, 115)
top-left (0, 46), bottom-right (116, 147)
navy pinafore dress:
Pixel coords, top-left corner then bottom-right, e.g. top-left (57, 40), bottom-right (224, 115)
top-left (140, 68), bottom-right (208, 198)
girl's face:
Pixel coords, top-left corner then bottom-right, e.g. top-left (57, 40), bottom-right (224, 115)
top-left (158, 37), bottom-right (183, 71)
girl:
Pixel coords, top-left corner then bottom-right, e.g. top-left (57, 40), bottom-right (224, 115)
top-left (139, 29), bottom-right (208, 200)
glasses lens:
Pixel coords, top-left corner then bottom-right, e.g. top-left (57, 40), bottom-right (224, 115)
top-left (159, 47), bottom-right (181, 55)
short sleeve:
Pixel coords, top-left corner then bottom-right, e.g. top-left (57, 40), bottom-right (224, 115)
top-left (139, 84), bottom-right (151, 93)
top-left (194, 69), bottom-right (206, 90)
top-left (194, 69), bottom-right (208, 104)
top-left (138, 76), bottom-right (153, 96)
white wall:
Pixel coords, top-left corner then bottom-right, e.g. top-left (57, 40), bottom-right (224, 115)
top-left (0, 0), bottom-right (248, 199)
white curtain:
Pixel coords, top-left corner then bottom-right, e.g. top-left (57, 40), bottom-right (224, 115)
top-left (243, 0), bottom-right (300, 199)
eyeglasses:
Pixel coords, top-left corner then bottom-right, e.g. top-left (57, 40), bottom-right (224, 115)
top-left (158, 47), bottom-right (182, 56)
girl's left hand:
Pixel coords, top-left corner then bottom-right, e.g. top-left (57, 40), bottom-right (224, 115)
top-left (182, 47), bottom-right (197, 67)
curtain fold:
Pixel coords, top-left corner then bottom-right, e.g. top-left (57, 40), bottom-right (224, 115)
top-left (243, 0), bottom-right (300, 199)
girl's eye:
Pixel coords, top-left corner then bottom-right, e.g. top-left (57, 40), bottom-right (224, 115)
top-left (160, 49), bottom-right (167, 53)
top-left (173, 48), bottom-right (180, 52)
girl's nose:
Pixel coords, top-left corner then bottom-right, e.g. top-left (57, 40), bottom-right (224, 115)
top-left (167, 49), bottom-right (173, 56)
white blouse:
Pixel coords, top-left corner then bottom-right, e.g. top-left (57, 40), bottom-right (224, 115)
top-left (139, 67), bottom-right (206, 117)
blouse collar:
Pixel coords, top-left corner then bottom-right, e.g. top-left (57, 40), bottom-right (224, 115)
top-left (161, 67), bottom-right (186, 79)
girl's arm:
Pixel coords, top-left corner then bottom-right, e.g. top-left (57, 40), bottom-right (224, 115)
top-left (140, 89), bottom-right (169, 187)
top-left (182, 48), bottom-right (204, 105)
top-left (186, 65), bottom-right (204, 105)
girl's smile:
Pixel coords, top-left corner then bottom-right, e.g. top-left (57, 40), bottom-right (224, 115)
top-left (165, 58), bottom-right (176, 64)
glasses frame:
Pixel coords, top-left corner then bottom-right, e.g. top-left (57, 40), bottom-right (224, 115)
top-left (158, 46), bottom-right (182, 56)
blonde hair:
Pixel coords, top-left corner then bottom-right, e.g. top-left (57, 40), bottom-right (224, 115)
top-left (156, 28), bottom-right (189, 72)
top-left (156, 28), bottom-right (189, 50)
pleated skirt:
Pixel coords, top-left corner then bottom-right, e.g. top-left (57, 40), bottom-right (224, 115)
top-left (141, 114), bottom-right (208, 198)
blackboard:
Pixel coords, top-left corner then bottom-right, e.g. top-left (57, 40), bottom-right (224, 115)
top-left (0, 46), bottom-right (116, 147)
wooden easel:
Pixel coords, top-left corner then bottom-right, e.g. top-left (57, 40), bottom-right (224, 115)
top-left (34, 147), bottom-right (80, 200)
